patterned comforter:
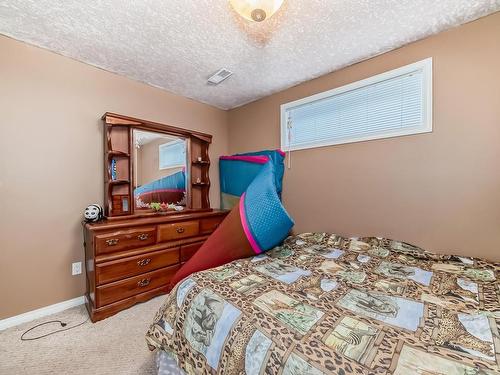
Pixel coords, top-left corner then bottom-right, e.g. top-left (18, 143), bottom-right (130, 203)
top-left (146, 233), bottom-right (500, 374)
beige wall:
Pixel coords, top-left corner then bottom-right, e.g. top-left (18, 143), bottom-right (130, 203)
top-left (228, 13), bottom-right (500, 261)
top-left (0, 35), bottom-right (228, 319)
top-left (1, 12), bottom-right (499, 320)
top-left (136, 138), bottom-right (184, 187)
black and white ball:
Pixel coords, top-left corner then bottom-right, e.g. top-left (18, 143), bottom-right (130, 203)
top-left (84, 204), bottom-right (104, 222)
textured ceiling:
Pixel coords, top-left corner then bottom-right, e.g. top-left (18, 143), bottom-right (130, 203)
top-left (0, 1), bottom-right (499, 109)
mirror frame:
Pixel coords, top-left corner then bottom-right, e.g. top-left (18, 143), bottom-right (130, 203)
top-left (102, 112), bottom-right (212, 219)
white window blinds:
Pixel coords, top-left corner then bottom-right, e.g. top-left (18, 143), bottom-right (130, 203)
top-left (281, 58), bottom-right (432, 151)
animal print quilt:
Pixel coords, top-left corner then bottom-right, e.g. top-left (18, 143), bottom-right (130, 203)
top-left (145, 233), bottom-right (500, 374)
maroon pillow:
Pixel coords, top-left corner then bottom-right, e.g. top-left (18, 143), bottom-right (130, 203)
top-left (169, 204), bottom-right (253, 287)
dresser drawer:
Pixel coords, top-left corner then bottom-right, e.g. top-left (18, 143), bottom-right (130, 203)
top-left (180, 241), bottom-right (204, 262)
top-left (95, 248), bottom-right (180, 285)
top-left (95, 227), bottom-right (156, 255)
top-left (96, 266), bottom-right (179, 307)
top-left (157, 220), bottom-right (199, 242)
top-left (200, 216), bottom-right (223, 234)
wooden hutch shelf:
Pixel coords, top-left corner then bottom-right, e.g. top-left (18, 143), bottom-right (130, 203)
top-left (102, 112), bottom-right (213, 217)
top-left (107, 151), bottom-right (130, 158)
top-left (108, 179), bottom-right (130, 185)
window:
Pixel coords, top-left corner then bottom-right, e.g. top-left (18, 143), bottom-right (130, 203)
top-left (159, 139), bottom-right (186, 169)
top-left (281, 58), bottom-right (432, 151)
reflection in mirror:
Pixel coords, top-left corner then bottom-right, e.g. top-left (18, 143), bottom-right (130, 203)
top-left (132, 129), bottom-right (187, 212)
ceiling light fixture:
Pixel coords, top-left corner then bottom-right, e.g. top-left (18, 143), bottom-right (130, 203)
top-left (229, 0), bottom-right (284, 22)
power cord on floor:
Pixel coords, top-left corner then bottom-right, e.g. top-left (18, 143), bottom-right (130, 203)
top-left (20, 317), bottom-right (89, 341)
top-left (21, 229), bottom-right (90, 341)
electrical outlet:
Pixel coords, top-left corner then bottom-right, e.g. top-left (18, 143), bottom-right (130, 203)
top-left (72, 262), bottom-right (82, 275)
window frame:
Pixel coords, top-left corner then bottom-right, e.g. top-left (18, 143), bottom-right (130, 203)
top-left (280, 58), bottom-right (433, 152)
top-left (158, 138), bottom-right (186, 170)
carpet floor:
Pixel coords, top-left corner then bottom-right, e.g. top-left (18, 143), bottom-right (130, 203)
top-left (0, 297), bottom-right (165, 374)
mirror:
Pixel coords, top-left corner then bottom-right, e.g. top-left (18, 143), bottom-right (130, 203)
top-left (132, 129), bottom-right (187, 211)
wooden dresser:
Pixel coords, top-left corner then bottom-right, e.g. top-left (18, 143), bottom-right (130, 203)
top-left (83, 210), bottom-right (227, 322)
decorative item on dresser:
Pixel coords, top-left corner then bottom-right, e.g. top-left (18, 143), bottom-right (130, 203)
top-left (83, 113), bottom-right (228, 322)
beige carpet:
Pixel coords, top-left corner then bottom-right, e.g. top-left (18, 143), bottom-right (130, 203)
top-left (0, 297), bottom-right (165, 375)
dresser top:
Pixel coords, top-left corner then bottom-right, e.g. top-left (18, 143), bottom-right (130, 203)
top-left (84, 209), bottom-right (228, 231)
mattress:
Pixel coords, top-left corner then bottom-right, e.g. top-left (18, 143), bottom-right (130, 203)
top-left (134, 170), bottom-right (185, 205)
top-left (146, 233), bottom-right (500, 374)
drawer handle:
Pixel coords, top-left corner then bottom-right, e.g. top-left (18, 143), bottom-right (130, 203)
top-left (137, 278), bottom-right (151, 287)
top-left (176, 227), bottom-right (185, 234)
top-left (137, 258), bottom-right (151, 266)
top-left (137, 233), bottom-right (149, 241)
top-left (105, 238), bottom-right (119, 246)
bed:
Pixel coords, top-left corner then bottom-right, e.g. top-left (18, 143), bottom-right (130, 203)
top-left (134, 170), bottom-right (186, 206)
top-left (146, 232), bottom-right (500, 374)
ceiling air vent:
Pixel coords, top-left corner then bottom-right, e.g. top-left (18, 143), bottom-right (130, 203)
top-left (207, 68), bottom-right (233, 85)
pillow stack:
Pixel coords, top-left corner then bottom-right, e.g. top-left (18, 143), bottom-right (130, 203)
top-left (169, 150), bottom-right (293, 287)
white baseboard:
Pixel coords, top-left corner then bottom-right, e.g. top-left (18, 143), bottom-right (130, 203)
top-left (0, 296), bottom-right (85, 331)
